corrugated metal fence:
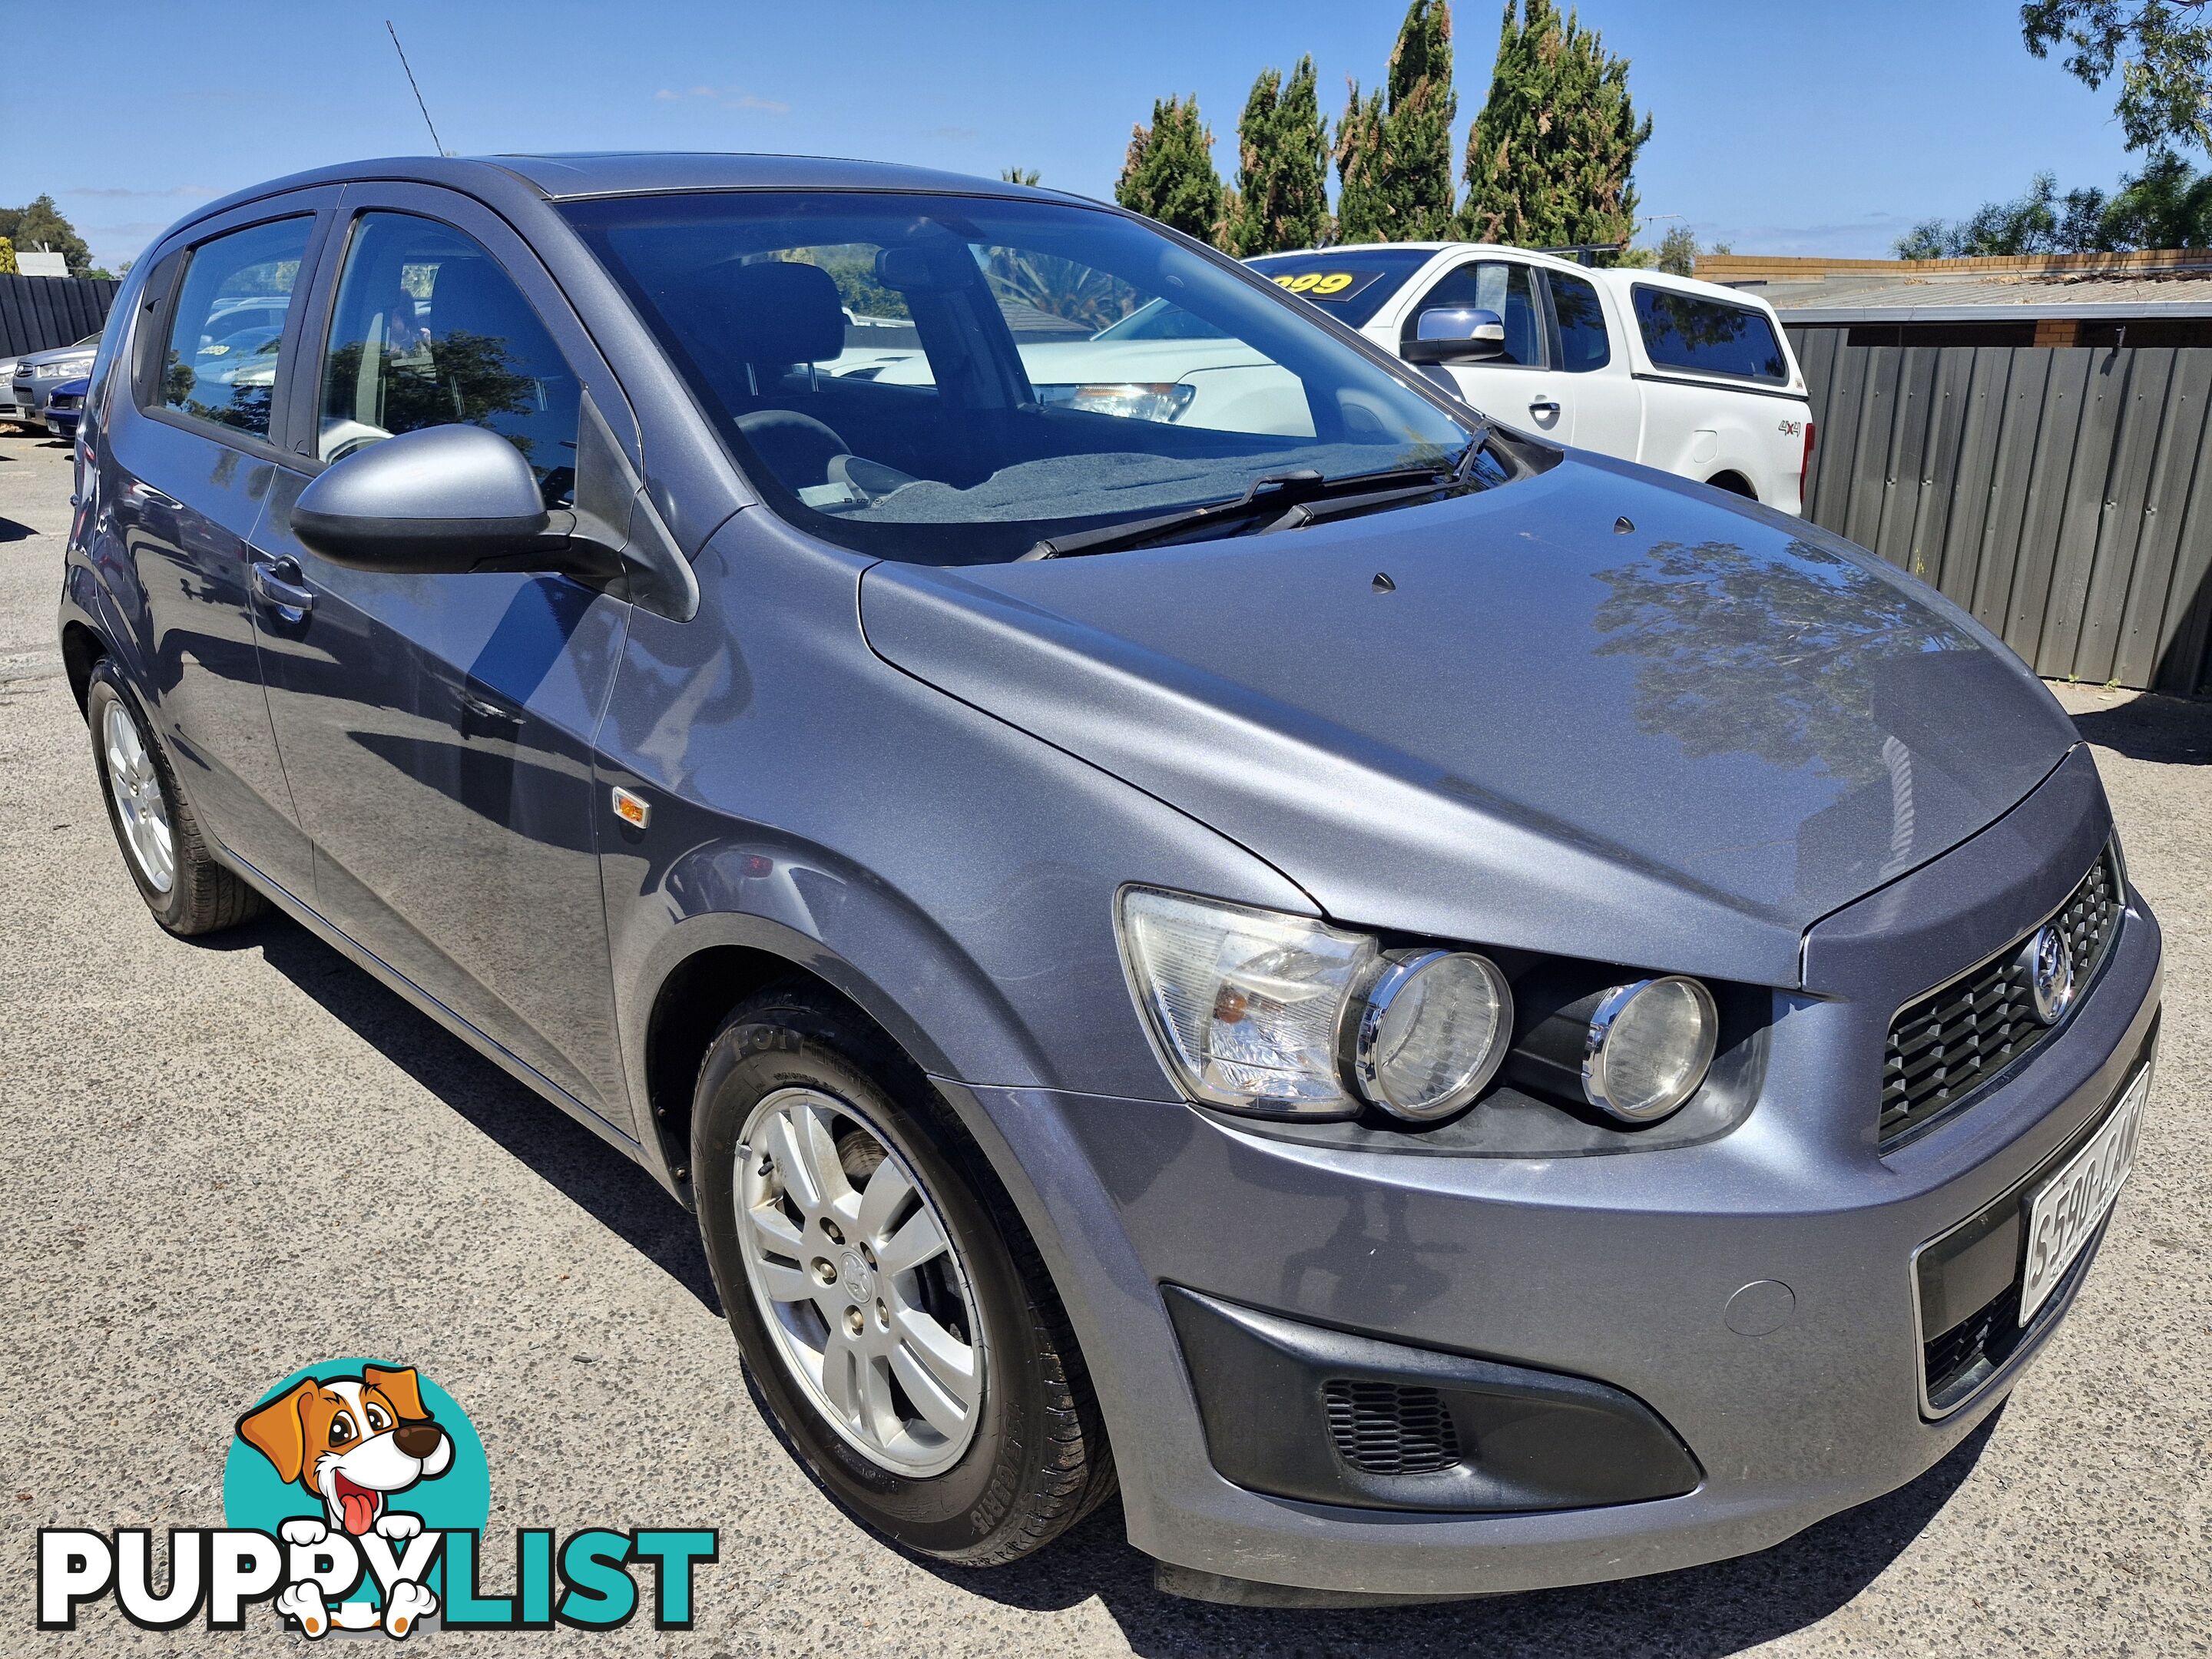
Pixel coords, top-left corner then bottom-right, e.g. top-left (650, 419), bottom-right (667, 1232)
top-left (1786, 326), bottom-right (2212, 694)
top-left (0, 273), bottom-right (121, 361)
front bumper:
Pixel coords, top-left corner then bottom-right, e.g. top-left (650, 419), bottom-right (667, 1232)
top-left (949, 872), bottom-right (2162, 1596)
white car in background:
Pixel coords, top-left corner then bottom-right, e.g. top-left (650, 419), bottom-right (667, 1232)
top-left (1249, 243), bottom-right (1816, 512)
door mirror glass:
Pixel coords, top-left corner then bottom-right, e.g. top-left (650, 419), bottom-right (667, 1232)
top-left (1406, 306), bottom-right (1505, 364)
top-left (292, 424), bottom-right (552, 573)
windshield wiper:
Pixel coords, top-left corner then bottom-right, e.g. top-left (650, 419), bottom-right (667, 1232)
top-left (1020, 436), bottom-right (1494, 562)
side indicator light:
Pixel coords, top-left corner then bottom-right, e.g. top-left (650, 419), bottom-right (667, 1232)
top-left (611, 786), bottom-right (651, 830)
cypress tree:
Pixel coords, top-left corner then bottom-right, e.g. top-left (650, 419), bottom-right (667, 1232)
top-left (1335, 2), bottom-right (1459, 243)
top-left (1115, 95), bottom-right (1227, 246)
top-left (1226, 57), bottom-right (1333, 255)
top-left (1333, 81), bottom-right (1389, 243)
top-left (1461, 0), bottom-right (1653, 250)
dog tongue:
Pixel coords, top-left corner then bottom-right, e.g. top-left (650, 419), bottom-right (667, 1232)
top-left (339, 1488), bottom-right (377, 1535)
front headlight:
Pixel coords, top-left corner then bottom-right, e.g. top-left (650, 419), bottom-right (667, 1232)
top-left (1582, 977), bottom-right (1719, 1122)
top-left (1118, 887), bottom-right (1375, 1117)
top-left (37, 358), bottom-right (93, 380)
top-left (1117, 889), bottom-right (1518, 1123)
top-left (1033, 382), bottom-right (1197, 422)
top-left (1347, 950), bottom-right (1513, 1121)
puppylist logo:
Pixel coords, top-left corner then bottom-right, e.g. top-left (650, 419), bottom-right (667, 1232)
top-left (38, 1359), bottom-right (716, 1638)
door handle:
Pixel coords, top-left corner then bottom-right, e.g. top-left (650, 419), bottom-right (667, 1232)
top-left (248, 556), bottom-right (314, 624)
top-left (1528, 399), bottom-right (1561, 417)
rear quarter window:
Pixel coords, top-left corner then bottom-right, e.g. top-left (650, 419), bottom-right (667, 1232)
top-left (1631, 286), bottom-right (1788, 384)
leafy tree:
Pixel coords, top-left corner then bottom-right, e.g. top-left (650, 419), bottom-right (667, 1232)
top-left (1655, 224), bottom-right (1699, 274)
top-left (1333, 82), bottom-right (1389, 243)
top-left (0, 237), bottom-right (15, 276)
top-left (1000, 167), bottom-right (1042, 185)
top-left (1225, 57), bottom-right (1333, 255)
top-left (1462, 0), bottom-right (1653, 250)
top-left (1115, 95), bottom-right (1226, 245)
top-left (1334, 2), bottom-right (1459, 243)
top-left (2101, 147), bottom-right (2212, 242)
top-left (2023, 1), bottom-right (2212, 155)
top-left (1892, 157), bottom-right (2212, 254)
top-left (0, 195), bottom-right (91, 274)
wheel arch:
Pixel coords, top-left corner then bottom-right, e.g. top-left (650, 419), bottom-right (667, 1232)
top-left (1706, 469), bottom-right (1757, 500)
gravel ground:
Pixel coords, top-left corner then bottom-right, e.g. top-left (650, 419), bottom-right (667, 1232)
top-left (2, 427), bottom-right (2208, 1656)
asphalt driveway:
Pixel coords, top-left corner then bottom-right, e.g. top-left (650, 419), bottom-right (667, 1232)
top-left (2, 428), bottom-right (2208, 1655)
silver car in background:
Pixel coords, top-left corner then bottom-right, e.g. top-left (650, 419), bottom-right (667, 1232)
top-left (8, 333), bottom-right (100, 427)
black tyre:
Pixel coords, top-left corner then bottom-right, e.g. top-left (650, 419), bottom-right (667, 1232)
top-left (692, 985), bottom-right (1113, 1564)
top-left (85, 658), bottom-right (265, 936)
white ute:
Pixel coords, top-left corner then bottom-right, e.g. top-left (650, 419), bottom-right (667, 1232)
top-left (1250, 243), bottom-right (1815, 513)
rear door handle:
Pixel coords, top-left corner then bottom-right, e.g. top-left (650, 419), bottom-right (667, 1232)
top-left (248, 555), bottom-right (314, 624)
top-left (1528, 399), bottom-right (1561, 417)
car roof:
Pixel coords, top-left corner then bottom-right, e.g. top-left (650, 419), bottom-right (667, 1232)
top-left (1288, 240), bottom-right (1784, 316)
top-left (174, 151), bottom-right (1088, 234)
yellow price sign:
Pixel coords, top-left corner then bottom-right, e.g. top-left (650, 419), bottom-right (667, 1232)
top-left (1271, 271), bottom-right (1358, 296)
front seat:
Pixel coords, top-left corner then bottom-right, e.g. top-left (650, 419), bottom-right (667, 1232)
top-left (692, 260), bottom-right (854, 487)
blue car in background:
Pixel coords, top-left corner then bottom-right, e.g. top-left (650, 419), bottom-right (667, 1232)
top-left (43, 376), bottom-right (88, 440)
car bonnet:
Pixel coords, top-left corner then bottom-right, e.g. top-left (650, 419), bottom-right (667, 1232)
top-left (857, 455), bottom-right (2080, 988)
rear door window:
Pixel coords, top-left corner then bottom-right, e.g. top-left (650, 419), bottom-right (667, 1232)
top-left (1631, 286), bottom-right (1788, 383)
top-left (1548, 271), bottom-right (1611, 373)
top-left (1402, 261), bottom-right (1545, 367)
top-left (156, 217), bottom-right (313, 441)
top-left (318, 212), bottom-right (580, 505)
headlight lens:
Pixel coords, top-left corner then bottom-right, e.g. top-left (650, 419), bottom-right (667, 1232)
top-left (1033, 382), bottom-right (1197, 422)
top-left (1349, 950), bottom-right (1513, 1121)
top-left (37, 358), bottom-right (93, 380)
top-left (1118, 887), bottom-right (1375, 1116)
top-left (1582, 976), bottom-right (1718, 1122)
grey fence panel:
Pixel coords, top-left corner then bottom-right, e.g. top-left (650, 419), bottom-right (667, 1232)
top-left (1790, 326), bottom-right (2212, 692)
top-left (0, 273), bottom-right (121, 359)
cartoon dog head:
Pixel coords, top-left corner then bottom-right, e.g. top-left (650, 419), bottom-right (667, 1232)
top-left (237, 1365), bottom-right (453, 1536)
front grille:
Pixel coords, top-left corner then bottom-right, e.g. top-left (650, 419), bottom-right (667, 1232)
top-left (1881, 846), bottom-right (2121, 1143)
top-left (1323, 1379), bottom-right (1462, 1475)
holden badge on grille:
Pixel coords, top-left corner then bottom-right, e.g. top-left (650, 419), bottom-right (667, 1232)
top-left (2024, 925), bottom-right (2076, 1026)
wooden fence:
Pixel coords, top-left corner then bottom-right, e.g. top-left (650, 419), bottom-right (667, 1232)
top-left (1787, 326), bottom-right (2212, 694)
top-left (0, 273), bottom-right (121, 360)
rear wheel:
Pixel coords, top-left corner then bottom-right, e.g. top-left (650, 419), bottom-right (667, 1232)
top-left (691, 986), bottom-right (1113, 1564)
top-left (86, 659), bottom-right (265, 935)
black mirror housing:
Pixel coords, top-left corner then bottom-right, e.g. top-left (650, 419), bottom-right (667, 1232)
top-left (293, 425), bottom-right (557, 575)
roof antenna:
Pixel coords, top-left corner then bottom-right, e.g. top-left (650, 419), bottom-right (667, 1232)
top-left (386, 20), bottom-right (449, 156)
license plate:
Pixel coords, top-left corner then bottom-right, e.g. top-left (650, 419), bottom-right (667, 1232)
top-left (2019, 1065), bottom-right (2151, 1321)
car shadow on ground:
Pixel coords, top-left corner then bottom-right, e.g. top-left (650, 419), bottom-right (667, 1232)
top-left (921, 1411), bottom-right (2000, 1656)
top-left (200, 909), bottom-right (724, 1315)
top-left (0, 515), bottom-right (34, 541)
top-left (2069, 692), bottom-right (2212, 765)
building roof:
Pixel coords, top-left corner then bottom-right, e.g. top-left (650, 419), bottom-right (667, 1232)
top-left (1696, 250), bottom-right (2212, 323)
top-left (1753, 271), bottom-right (2212, 323)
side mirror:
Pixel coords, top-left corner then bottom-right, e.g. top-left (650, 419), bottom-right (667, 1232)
top-left (1403, 306), bottom-right (1505, 365)
top-left (293, 425), bottom-right (565, 575)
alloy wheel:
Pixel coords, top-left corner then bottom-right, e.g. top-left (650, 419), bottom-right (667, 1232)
top-left (733, 1087), bottom-right (986, 1477)
top-left (103, 700), bottom-right (174, 894)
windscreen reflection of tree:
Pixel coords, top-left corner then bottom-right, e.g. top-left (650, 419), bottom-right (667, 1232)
top-left (326, 331), bottom-right (541, 466)
top-left (979, 247), bottom-right (1138, 331)
top-left (1591, 538), bottom-right (1962, 783)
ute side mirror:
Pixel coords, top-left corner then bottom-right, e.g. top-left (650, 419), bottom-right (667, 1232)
top-left (291, 424), bottom-right (612, 579)
top-left (1404, 306), bottom-right (1505, 365)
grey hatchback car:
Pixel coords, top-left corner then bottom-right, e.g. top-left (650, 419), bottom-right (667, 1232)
top-left (60, 154), bottom-right (2160, 1604)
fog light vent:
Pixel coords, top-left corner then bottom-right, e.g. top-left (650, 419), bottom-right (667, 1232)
top-left (1322, 1379), bottom-right (1462, 1475)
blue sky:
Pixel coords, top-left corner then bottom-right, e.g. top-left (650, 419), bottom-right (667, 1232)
top-left (8, 1), bottom-right (2145, 272)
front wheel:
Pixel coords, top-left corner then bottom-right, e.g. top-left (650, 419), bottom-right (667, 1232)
top-left (691, 987), bottom-right (1113, 1564)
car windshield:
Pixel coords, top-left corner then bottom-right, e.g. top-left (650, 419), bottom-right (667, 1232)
top-left (1244, 248), bottom-right (1437, 328)
top-left (560, 192), bottom-right (1488, 564)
